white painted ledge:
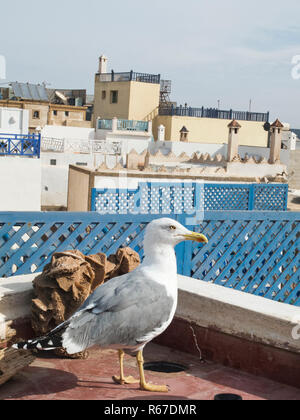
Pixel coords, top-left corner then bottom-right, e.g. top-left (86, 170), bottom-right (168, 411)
top-left (1, 273), bottom-right (300, 354)
top-left (178, 275), bottom-right (300, 354)
top-left (0, 273), bottom-right (39, 322)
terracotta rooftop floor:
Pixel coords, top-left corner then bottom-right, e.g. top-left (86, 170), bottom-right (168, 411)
top-left (0, 343), bottom-right (300, 400)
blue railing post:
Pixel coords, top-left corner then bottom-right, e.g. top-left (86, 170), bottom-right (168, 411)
top-left (284, 184), bottom-right (289, 211)
top-left (249, 185), bottom-right (255, 210)
top-left (175, 214), bottom-right (187, 275)
top-left (37, 133), bottom-right (41, 158)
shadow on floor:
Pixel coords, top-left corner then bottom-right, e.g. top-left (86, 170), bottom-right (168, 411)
top-left (0, 367), bottom-right (78, 400)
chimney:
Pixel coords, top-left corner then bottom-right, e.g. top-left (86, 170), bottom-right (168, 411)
top-left (99, 55), bottom-right (108, 74)
top-left (227, 120), bottom-right (241, 162)
top-left (157, 125), bottom-right (165, 142)
top-left (269, 119), bottom-right (284, 164)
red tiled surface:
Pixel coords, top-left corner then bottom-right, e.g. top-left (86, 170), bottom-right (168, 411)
top-left (0, 344), bottom-right (299, 400)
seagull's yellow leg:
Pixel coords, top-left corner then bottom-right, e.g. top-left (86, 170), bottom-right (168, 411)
top-left (113, 350), bottom-right (139, 385)
top-left (136, 350), bottom-right (169, 393)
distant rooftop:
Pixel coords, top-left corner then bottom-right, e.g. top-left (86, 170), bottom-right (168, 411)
top-left (10, 82), bottom-right (49, 101)
top-left (47, 88), bottom-right (87, 106)
top-left (159, 105), bottom-right (269, 122)
top-left (97, 71), bottom-right (161, 84)
top-left (0, 83), bottom-right (89, 107)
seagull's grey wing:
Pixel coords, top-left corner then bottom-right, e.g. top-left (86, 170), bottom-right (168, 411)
top-left (78, 270), bottom-right (145, 314)
top-left (62, 268), bottom-right (176, 354)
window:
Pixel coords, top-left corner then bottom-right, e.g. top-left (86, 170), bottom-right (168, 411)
top-left (76, 162), bottom-right (88, 166)
top-left (102, 90), bottom-right (106, 100)
top-left (65, 111), bottom-right (69, 117)
top-left (33, 110), bottom-right (40, 119)
top-left (50, 159), bottom-right (57, 166)
top-left (110, 90), bottom-right (118, 104)
top-left (53, 110), bottom-right (58, 116)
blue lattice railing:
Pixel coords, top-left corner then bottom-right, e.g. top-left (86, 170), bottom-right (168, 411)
top-left (0, 133), bottom-right (41, 157)
top-left (0, 211), bottom-right (298, 306)
top-left (91, 183), bottom-right (288, 214)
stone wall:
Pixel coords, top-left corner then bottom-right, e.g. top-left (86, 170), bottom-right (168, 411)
top-left (288, 150), bottom-right (300, 189)
top-left (122, 148), bottom-right (287, 181)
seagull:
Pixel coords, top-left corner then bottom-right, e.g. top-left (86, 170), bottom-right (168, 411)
top-left (13, 218), bottom-right (208, 393)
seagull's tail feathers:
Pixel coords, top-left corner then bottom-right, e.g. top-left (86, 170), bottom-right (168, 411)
top-left (12, 321), bottom-right (70, 352)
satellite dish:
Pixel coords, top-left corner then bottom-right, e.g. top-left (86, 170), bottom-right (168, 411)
top-left (264, 122), bottom-right (271, 132)
top-left (55, 90), bottom-right (68, 104)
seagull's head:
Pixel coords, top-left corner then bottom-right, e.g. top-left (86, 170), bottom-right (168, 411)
top-left (144, 218), bottom-right (208, 249)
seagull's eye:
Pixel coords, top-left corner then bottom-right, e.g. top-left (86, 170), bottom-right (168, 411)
top-left (169, 225), bottom-right (177, 231)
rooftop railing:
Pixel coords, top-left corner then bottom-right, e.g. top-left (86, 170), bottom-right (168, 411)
top-left (98, 119), bottom-right (113, 130)
top-left (159, 105), bottom-right (270, 122)
top-left (117, 119), bottom-right (149, 132)
top-left (0, 211), bottom-right (298, 306)
top-left (98, 119), bottom-right (149, 132)
top-left (0, 133), bottom-right (41, 158)
top-left (98, 71), bottom-right (161, 84)
top-left (41, 137), bottom-right (122, 155)
top-left (91, 182), bottom-right (288, 214)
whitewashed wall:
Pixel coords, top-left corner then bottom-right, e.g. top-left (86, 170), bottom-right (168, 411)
top-left (0, 157), bottom-right (41, 211)
top-left (239, 145), bottom-right (290, 166)
top-left (0, 108), bottom-right (29, 135)
top-left (41, 152), bottom-right (122, 207)
top-left (41, 135), bottom-right (289, 208)
top-left (41, 125), bottom-right (95, 140)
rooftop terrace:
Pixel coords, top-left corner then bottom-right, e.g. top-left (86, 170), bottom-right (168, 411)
top-left (159, 105), bottom-right (269, 122)
top-left (0, 210), bottom-right (299, 400)
top-left (96, 71), bottom-right (161, 84)
top-left (1, 344), bottom-right (299, 400)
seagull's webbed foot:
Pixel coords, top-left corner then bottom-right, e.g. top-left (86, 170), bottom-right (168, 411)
top-left (136, 350), bottom-right (169, 393)
top-left (113, 375), bottom-right (140, 385)
top-left (140, 382), bottom-right (169, 393)
top-left (113, 350), bottom-right (139, 386)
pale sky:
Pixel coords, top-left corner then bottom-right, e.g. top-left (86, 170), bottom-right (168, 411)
top-left (1, 0), bottom-right (300, 126)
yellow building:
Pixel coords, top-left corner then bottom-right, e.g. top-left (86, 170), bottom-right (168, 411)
top-left (152, 114), bottom-right (270, 147)
top-left (93, 56), bottom-right (161, 124)
top-left (93, 55), bottom-right (270, 147)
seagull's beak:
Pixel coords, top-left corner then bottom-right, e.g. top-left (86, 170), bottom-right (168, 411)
top-left (183, 231), bottom-right (209, 244)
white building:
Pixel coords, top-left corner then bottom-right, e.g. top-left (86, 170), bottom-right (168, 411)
top-left (40, 119), bottom-right (154, 209)
top-left (0, 107), bottom-right (29, 135)
top-left (0, 108), bottom-right (41, 211)
top-left (0, 157), bottom-right (41, 211)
